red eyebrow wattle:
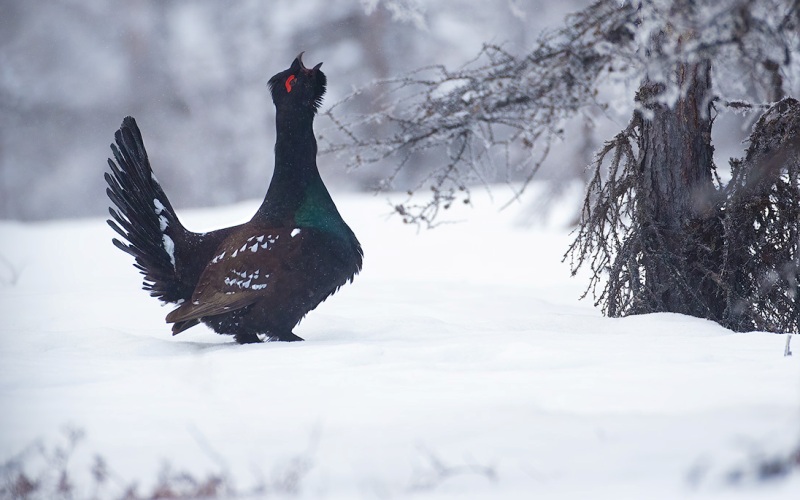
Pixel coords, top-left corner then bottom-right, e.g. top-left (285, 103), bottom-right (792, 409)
top-left (285, 75), bottom-right (296, 93)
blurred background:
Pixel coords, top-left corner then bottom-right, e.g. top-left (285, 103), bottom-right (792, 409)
top-left (0, 0), bottom-right (595, 221)
top-left (3, 0), bottom-right (765, 222)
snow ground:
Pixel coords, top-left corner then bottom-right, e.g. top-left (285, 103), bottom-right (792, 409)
top-left (0, 185), bottom-right (798, 499)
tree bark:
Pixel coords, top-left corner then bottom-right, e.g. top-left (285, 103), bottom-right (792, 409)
top-left (633, 60), bottom-right (725, 318)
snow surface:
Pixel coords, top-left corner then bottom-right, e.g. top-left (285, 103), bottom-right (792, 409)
top-left (0, 186), bottom-right (798, 499)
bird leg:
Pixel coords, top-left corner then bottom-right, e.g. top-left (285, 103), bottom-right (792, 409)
top-left (234, 333), bottom-right (263, 344)
top-left (270, 331), bottom-right (304, 342)
top-left (234, 331), bottom-right (304, 343)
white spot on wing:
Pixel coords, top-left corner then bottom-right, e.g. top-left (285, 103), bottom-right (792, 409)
top-left (162, 234), bottom-right (176, 269)
top-left (153, 199), bottom-right (169, 231)
top-left (291, 228), bottom-right (301, 238)
top-left (224, 268), bottom-right (268, 291)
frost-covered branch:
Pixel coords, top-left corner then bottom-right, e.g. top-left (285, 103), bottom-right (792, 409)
top-left (407, 447), bottom-right (497, 492)
top-left (722, 97), bottom-right (800, 334)
top-left (0, 427), bottom-right (318, 499)
top-left (564, 117), bottom-right (641, 314)
top-left (323, 0), bottom-right (799, 225)
top-left (323, 0), bottom-right (639, 224)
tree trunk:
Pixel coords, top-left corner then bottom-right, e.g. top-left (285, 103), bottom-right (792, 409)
top-left (632, 60), bottom-right (725, 318)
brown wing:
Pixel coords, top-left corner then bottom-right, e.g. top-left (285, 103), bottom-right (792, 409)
top-left (165, 226), bottom-right (309, 325)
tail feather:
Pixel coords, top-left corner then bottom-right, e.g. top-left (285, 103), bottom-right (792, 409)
top-left (106, 116), bottom-right (191, 303)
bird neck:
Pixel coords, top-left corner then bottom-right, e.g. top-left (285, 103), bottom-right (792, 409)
top-left (274, 107), bottom-right (318, 173)
top-left (254, 107), bottom-right (335, 226)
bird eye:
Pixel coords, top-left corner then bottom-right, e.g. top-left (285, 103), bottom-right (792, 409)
top-left (285, 75), bottom-right (296, 93)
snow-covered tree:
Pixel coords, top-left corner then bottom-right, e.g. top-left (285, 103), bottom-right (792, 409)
top-left (326, 0), bottom-right (800, 333)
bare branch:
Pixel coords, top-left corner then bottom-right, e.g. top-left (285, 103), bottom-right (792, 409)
top-left (322, 0), bottom-right (639, 224)
top-left (322, 0), bottom-right (799, 226)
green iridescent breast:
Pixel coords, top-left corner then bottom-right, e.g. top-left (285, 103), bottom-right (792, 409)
top-left (294, 181), bottom-right (352, 240)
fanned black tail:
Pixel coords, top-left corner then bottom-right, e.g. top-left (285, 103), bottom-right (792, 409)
top-left (105, 116), bottom-right (190, 303)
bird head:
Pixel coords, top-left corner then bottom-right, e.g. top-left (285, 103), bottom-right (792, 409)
top-left (268, 52), bottom-right (327, 113)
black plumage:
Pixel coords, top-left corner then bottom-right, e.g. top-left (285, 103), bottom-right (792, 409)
top-left (106, 53), bottom-right (363, 343)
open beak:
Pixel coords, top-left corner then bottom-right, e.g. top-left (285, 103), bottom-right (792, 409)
top-left (296, 51), bottom-right (323, 72)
